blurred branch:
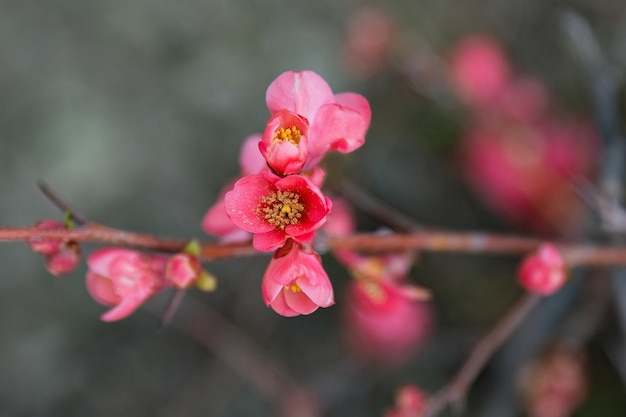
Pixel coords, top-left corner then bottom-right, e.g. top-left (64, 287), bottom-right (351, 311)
top-left (338, 178), bottom-right (423, 231)
top-left (147, 295), bottom-right (321, 417)
top-left (424, 293), bottom-right (541, 417)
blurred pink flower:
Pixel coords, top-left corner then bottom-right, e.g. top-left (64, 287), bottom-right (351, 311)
top-left (448, 35), bottom-right (511, 108)
top-left (261, 70), bottom-right (371, 174)
top-left (224, 171), bottom-right (331, 251)
top-left (518, 243), bottom-right (566, 295)
top-left (460, 119), bottom-right (598, 234)
top-left (344, 278), bottom-right (432, 364)
top-left (262, 240), bottom-right (334, 316)
top-left (86, 248), bottom-right (168, 321)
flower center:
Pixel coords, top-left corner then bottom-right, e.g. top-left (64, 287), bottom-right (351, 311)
top-left (285, 283), bottom-right (302, 293)
top-left (273, 125), bottom-right (301, 145)
top-left (258, 190), bottom-right (305, 230)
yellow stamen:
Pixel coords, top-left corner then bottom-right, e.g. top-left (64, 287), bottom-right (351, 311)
top-left (273, 125), bottom-right (302, 145)
top-left (257, 190), bottom-right (305, 230)
top-left (286, 283), bottom-right (302, 293)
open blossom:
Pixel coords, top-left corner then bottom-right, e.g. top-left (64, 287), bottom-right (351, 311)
top-left (262, 240), bottom-right (334, 316)
top-left (260, 70), bottom-right (371, 175)
top-left (224, 171), bottom-right (331, 251)
top-left (86, 248), bottom-right (168, 321)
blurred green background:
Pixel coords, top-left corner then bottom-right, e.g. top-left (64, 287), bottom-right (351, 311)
top-left (1, 0), bottom-right (625, 416)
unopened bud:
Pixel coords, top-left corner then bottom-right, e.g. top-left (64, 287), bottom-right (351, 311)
top-left (518, 244), bottom-right (566, 295)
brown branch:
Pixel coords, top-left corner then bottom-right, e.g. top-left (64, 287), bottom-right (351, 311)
top-left (424, 293), bottom-right (541, 416)
top-left (6, 223), bottom-right (626, 266)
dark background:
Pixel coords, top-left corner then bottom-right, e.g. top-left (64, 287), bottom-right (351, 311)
top-left (0, 0), bottom-right (625, 416)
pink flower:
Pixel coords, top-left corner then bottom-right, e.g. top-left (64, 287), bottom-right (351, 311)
top-left (343, 278), bottom-right (432, 364)
top-left (86, 248), bottom-right (168, 321)
top-left (261, 240), bottom-right (334, 316)
top-left (260, 70), bottom-right (371, 174)
top-left (518, 244), bottom-right (566, 295)
top-left (224, 171), bottom-right (332, 251)
top-left (448, 35), bottom-right (511, 108)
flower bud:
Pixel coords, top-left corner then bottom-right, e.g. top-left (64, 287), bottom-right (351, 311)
top-left (45, 242), bottom-right (81, 276)
top-left (165, 253), bottom-right (202, 289)
top-left (28, 220), bottom-right (64, 255)
top-left (518, 244), bottom-right (566, 295)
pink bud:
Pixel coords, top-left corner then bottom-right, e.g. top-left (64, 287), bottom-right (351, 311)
top-left (165, 253), bottom-right (202, 289)
top-left (28, 220), bottom-right (64, 255)
top-left (518, 244), bottom-right (566, 295)
top-left (45, 243), bottom-right (80, 276)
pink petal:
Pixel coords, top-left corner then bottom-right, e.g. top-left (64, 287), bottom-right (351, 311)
top-left (283, 288), bottom-right (320, 315)
top-left (100, 294), bottom-right (149, 322)
top-left (268, 290), bottom-right (301, 317)
top-left (307, 102), bottom-right (370, 167)
top-left (224, 174), bottom-right (276, 234)
top-left (253, 229), bottom-right (286, 251)
top-left (239, 134), bottom-right (267, 175)
top-left (266, 70), bottom-right (335, 121)
top-left (259, 140), bottom-right (307, 176)
top-left (87, 248), bottom-right (138, 277)
top-left (294, 262), bottom-right (334, 307)
top-left (86, 271), bottom-right (121, 306)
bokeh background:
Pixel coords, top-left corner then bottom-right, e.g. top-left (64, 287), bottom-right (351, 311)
top-left (1, 0), bottom-right (626, 416)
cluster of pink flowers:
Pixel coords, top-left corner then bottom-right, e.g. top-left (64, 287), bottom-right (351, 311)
top-left (450, 35), bottom-right (599, 235)
top-left (203, 70), bottom-right (371, 316)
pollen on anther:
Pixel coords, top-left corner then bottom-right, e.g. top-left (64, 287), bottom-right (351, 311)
top-left (257, 190), bottom-right (305, 230)
top-left (273, 125), bottom-right (302, 145)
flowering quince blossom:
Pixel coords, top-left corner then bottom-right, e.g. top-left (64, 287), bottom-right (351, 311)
top-left (86, 248), bottom-right (168, 321)
top-left (224, 171), bottom-right (331, 251)
top-left (260, 70), bottom-right (371, 175)
top-left (261, 240), bottom-right (334, 317)
top-left (517, 243), bottom-right (566, 295)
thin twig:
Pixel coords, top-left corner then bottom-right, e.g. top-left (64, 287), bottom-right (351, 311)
top-left (424, 293), bottom-right (541, 416)
top-left (338, 178), bottom-right (423, 231)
